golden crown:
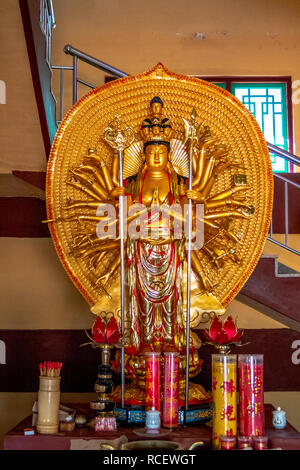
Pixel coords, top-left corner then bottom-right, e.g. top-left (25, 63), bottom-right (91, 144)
top-left (141, 101), bottom-right (173, 148)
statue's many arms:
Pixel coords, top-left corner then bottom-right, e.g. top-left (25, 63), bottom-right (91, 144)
top-left (55, 97), bottom-right (253, 356)
top-left (45, 65), bottom-right (272, 404)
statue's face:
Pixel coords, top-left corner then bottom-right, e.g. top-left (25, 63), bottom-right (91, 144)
top-left (145, 144), bottom-right (168, 171)
top-left (150, 102), bottom-right (162, 116)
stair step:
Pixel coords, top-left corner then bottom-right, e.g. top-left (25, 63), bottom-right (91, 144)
top-left (241, 256), bottom-right (300, 324)
top-left (263, 237), bottom-right (300, 273)
top-left (277, 261), bottom-right (300, 276)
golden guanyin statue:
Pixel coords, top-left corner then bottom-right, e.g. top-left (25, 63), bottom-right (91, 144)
top-left (45, 64), bottom-right (273, 406)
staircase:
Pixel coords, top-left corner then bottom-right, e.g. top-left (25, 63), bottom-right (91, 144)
top-left (18, 1), bottom-right (300, 331)
top-left (240, 255), bottom-right (300, 329)
top-left (19, 0), bottom-right (57, 156)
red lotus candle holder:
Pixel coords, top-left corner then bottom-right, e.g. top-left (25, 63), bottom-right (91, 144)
top-left (81, 312), bottom-right (122, 350)
top-left (203, 315), bottom-right (245, 354)
top-left (91, 313), bottom-right (122, 346)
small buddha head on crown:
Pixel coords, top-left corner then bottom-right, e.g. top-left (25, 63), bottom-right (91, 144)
top-left (150, 96), bottom-right (163, 118)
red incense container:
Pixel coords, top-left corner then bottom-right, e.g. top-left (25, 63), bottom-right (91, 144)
top-left (163, 352), bottom-right (179, 428)
top-left (239, 354), bottom-right (264, 436)
top-left (145, 352), bottom-right (161, 412)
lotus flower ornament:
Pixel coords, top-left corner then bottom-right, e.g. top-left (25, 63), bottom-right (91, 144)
top-left (81, 312), bottom-right (122, 349)
top-left (91, 314), bottom-right (121, 345)
top-left (203, 315), bottom-right (246, 354)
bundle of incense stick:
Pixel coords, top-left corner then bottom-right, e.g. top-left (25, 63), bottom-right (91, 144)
top-left (39, 361), bottom-right (63, 377)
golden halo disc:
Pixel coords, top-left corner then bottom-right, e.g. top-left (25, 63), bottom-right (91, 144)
top-left (46, 63), bottom-right (273, 316)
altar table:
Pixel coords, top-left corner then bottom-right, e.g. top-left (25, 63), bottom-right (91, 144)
top-left (4, 404), bottom-right (300, 450)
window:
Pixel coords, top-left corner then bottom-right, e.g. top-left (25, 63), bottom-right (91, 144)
top-left (202, 77), bottom-right (293, 173)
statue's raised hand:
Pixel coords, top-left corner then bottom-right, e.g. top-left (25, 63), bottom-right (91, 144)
top-left (110, 186), bottom-right (126, 198)
top-left (185, 189), bottom-right (205, 203)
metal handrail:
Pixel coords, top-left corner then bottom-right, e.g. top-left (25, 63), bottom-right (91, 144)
top-left (47, 0), bottom-right (56, 28)
top-left (273, 173), bottom-right (300, 189)
top-left (77, 77), bottom-right (97, 89)
top-left (268, 173), bottom-right (300, 256)
top-left (51, 64), bottom-right (97, 121)
top-left (64, 45), bottom-right (128, 78)
top-left (267, 142), bottom-right (300, 167)
top-left (267, 236), bottom-right (300, 256)
top-left (52, 45), bottom-right (128, 115)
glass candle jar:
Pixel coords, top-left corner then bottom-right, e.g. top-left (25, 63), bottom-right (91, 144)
top-left (239, 355), bottom-right (264, 436)
top-left (212, 354), bottom-right (237, 449)
top-left (145, 352), bottom-right (161, 412)
top-left (163, 352), bottom-right (179, 428)
top-left (237, 435), bottom-right (253, 449)
top-left (220, 435), bottom-right (236, 450)
top-left (253, 435), bottom-right (268, 450)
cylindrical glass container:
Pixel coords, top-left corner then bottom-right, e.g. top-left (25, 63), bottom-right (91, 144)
top-left (212, 354), bottom-right (237, 449)
top-left (237, 435), bottom-right (253, 449)
top-left (163, 352), bottom-right (179, 428)
top-left (145, 352), bottom-right (161, 412)
top-left (37, 376), bottom-right (61, 434)
top-left (253, 435), bottom-right (268, 450)
top-left (220, 435), bottom-right (236, 450)
top-left (239, 354), bottom-right (264, 436)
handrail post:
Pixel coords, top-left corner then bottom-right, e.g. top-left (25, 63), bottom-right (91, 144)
top-left (73, 55), bottom-right (78, 104)
top-left (64, 44), bottom-right (128, 78)
top-left (270, 216), bottom-right (273, 238)
top-left (284, 181), bottom-right (289, 247)
top-left (267, 142), bottom-right (300, 167)
top-left (59, 68), bottom-right (63, 122)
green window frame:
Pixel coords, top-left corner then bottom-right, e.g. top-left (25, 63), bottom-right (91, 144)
top-left (231, 83), bottom-right (289, 172)
top-left (203, 77), bottom-right (293, 173)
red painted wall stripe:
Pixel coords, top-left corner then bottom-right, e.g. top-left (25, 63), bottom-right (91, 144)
top-left (0, 329), bottom-right (299, 392)
top-left (0, 197), bottom-right (49, 237)
top-left (1, 173), bottom-right (300, 237)
top-left (12, 171), bottom-right (46, 191)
